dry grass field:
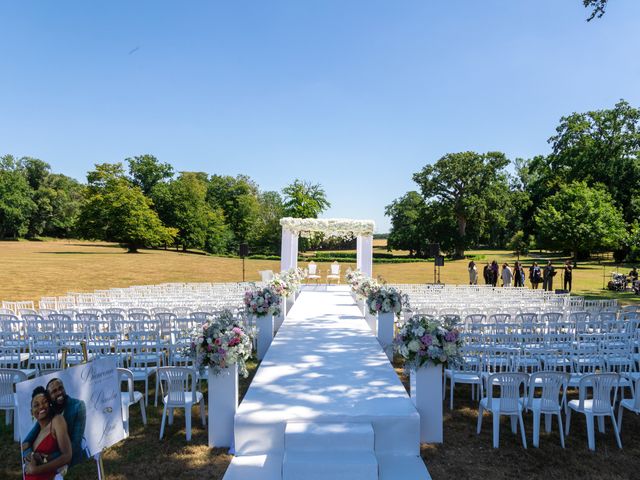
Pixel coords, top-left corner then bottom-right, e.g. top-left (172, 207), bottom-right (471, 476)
top-left (0, 239), bottom-right (638, 304)
top-left (1, 239), bottom-right (640, 480)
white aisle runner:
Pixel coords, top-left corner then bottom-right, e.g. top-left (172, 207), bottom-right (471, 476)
top-left (224, 286), bottom-right (430, 480)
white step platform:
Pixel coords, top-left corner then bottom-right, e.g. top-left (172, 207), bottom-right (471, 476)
top-left (223, 286), bottom-right (430, 480)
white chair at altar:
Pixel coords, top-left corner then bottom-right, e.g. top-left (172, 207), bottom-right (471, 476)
top-left (306, 262), bottom-right (321, 284)
top-left (326, 262), bottom-right (341, 284)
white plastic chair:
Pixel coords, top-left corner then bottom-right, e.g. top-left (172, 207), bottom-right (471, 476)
top-left (477, 372), bottom-right (528, 448)
top-left (0, 368), bottom-right (27, 441)
top-left (527, 371), bottom-right (569, 448)
top-left (566, 373), bottom-right (622, 451)
top-left (158, 366), bottom-right (205, 441)
top-left (444, 346), bottom-right (483, 409)
top-left (617, 373), bottom-right (640, 433)
top-left (118, 368), bottom-right (147, 436)
top-left (259, 270), bottom-right (274, 282)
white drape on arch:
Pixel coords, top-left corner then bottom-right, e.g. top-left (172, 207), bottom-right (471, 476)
top-left (279, 217), bottom-right (374, 277)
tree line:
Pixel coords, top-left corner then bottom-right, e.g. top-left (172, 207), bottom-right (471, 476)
top-left (0, 154), bottom-right (330, 254)
top-left (386, 100), bottom-right (640, 263)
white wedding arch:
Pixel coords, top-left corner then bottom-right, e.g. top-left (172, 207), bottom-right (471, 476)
top-left (279, 217), bottom-right (375, 277)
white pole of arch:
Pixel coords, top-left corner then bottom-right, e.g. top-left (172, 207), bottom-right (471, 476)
top-left (358, 235), bottom-right (373, 277)
top-left (280, 227), bottom-right (294, 272)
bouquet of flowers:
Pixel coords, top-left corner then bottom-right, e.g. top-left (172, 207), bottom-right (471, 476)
top-left (189, 310), bottom-right (253, 377)
top-left (244, 286), bottom-right (281, 317)
top-left (356, 277), bottom-right (380, 299)
top-left (345, 268), bottom-right (364, 292)
top-left (283, 267), bottom-right (306, 292)
top-left (394, 315), bottom-right (462, 371)
top-left (269, 274), bottom-right (293, 298)
top-left (366, 285), bottom-right (407, 316)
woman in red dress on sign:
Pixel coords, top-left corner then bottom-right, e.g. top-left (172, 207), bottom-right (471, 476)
top-left (22, 386), bottom-right (72, 480)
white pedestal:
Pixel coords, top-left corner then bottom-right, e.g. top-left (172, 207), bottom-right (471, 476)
top-left (411, 364), bottom-right (443, 443)
top-left (256, 314), bottom-right (274, 360)
top-left (377, 311), bottom-right (394, 360)
top-left (208, 364), bottom-right (238, 448)
top-left (356, 298), bottom-right (365, 315)
top-left (364, 311), bottom-right (377, 335)
top-left (287, 294), bottom-right (295, 313)
top-left (275, 297), bottom-right (287, 331)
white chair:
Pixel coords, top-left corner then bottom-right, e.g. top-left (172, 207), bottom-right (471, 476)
top-left (158, 366), bottom-right (205, 441)
top-left (306, 262), bottom-right (321, 284)
top-left (566, 373), bottom-right (622, 451)
top-left (617, 373), bottom-right (640, 433)
top-left (259, 270), bottom-right (274, 282)
top-left (0, 368), bottom-right (27, 441)
top-left (118, 368), bottom-right (147, 437)
top-left (444, 346), bottom-right (483, 409)
top-left (326, 262), bottom-right (341, 284)
top-left (477, 372), bottom-right (528, 448)
top-left (527, 371), bottom-right (569, 448)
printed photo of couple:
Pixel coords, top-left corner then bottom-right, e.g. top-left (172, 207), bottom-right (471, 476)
top-left (21, 377), bottom-right (87, 480)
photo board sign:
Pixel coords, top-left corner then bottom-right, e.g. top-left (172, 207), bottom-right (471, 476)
top-left (16, 357), bottom-right (125, 476)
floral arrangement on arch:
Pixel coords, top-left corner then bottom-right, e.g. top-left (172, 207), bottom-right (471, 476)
top-left (189, 310), bottom-right (253, 377)
top-left (279, 217), bottom-right (375, 239)
top-left (394, 315), bottom-right (462, 370)
top-left (244, 286), bottom-right (281, 317)
top-left (366, 285), bottom-right (408, 316)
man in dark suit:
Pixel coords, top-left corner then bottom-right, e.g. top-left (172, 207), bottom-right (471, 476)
top-left (23, 378), bottom-right (87, 467)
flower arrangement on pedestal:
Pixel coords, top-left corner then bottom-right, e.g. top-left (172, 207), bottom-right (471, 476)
top-left (268, 267), bottom-right (306, 298)
top-left (345, 268), bottom-right (365, 292)
top-left (244, 286), bottom-right (281, 316)
top-left (366, 285), bottom-right (408, 316)
top-left (356, 277), bottom-right (380, 299)
top-left (189, 310), bottom-right (253, 377)
top-left (394, 315), bottom-right (462, 371)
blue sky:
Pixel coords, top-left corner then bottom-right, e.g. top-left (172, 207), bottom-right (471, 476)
top-left (1, 1), bottom-right (639, 232)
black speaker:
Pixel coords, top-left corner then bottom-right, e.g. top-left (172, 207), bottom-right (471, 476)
top-left (239, 243), bottom-right (249, 257)
top-left (429, 243), bottom-right (440, 257)
top-left (435, 255), bottom-right (445, 267)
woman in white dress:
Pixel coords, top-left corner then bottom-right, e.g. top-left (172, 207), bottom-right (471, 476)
top-left (501, 263), bottom-right (513, 287)
top-left (468, 261), bottom-right (478, 285)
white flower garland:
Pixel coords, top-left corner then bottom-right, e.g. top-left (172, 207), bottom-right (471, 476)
top-left (280, 217), bottom-right (375, 238)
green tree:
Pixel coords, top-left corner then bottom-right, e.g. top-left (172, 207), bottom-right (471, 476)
top-left (207, 175), bottom-right (261, 249)
top-left (152, 172), bottom-right (229, 252)
top-left (543, 100), bottom-right (640, 223)
top-left (253, 191), bottom-right (285, 254)
top-left (534, 181), bottom-right (626, 261)
top-left (0, 155), bottom-right (35, 238)
top-left (385, 191), bottom-right (427, 257)
top-left (126, 155), bottom-right (174, 196)
top-left (282, 179), bottom-right (331, 218)
top-left (413, 151), bottom-right (510, 258)
top-left (78, 163), bottom-right (176, 252)
top-left (584, 0), bottom-right (608, 21)
top-left (507, 230), bottom-right (533, 260)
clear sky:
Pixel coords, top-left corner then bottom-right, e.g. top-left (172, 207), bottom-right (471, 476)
top-left (1, 1), bottom-right (639, 232)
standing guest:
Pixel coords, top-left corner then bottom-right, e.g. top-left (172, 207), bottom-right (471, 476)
top-left (563, 260), bottom-right (573, 291)
top-left (513, 261), bottom-right (525, 287)
top-left (501, 263), bottom-right (513, 287)
top-left (529, 262), bottom-right (541, 289)
top-left (543, 261), bottom-right (556, 291)
top-left (629, 266), bottom-right (638, 284)
top-left (483, 262), bottom-right (491, 285)
top-left (490, 260), bottom-right (499, 287)
top-left (468, 260), bottom-right (478, 285)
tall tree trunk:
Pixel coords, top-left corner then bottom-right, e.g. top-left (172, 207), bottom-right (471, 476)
top-left (455, 214), bottom-right (466, 259)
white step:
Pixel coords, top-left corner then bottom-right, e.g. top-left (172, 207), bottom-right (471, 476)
top-left (378, 454), bottom-right (431, 480)
top-left (222, 453), bottom-right (283, 480)
top-left (285, 422), bottom-right (374, 452)
top-left (283, 450), bottom-right (378, 480)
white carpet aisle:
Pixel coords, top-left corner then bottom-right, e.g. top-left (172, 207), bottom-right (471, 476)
top-left (223, 286), bottom-right (431, 480)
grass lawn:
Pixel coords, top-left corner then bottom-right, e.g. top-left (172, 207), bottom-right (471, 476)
top-left (1, 239), bottom-right (639, 479)
top-left (3, 359), bottom-right (640, 480)
top-left (0, 239), bottom-right (638, 304)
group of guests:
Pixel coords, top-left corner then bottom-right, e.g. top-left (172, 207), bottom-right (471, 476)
top-left (21, 378), bottom-right (86, 480)
top-left (468, 259), bottom-right (573, 291)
